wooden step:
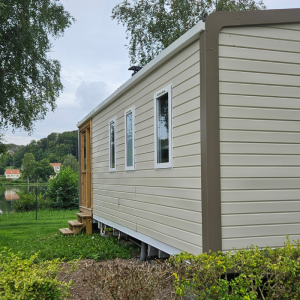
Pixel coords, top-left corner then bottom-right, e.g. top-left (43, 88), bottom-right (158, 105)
top-left (68, 220), bottom-right (83, 227)
top-left (77, 213), bottom-right (92, 218)
top-left (59, 228), bottom-right (73, 236)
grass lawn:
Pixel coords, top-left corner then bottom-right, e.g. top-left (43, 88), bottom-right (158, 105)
top-left (0, 210), bottom-right (134, 261)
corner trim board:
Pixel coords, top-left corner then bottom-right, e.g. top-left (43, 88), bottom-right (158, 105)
top-left (200, 8), bottom-right (300, 253)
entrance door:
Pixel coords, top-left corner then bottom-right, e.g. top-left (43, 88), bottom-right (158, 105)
top-left (79, 120), bottom-right (92, 214)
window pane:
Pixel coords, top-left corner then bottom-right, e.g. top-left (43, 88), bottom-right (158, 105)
top-left (126, 112), bottom-right (133, 167)
top-left (83, 132), bottom-right (86, 171)
top-left (110, 122), bottom-right (115, 169)
top-left (157, 93), bottom-right (169, 164)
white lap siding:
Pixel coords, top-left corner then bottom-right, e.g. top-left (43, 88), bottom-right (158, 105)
top-left (92, 40), bottom-right (202, 254)
top-left (219, 24), bottom-right (300, 251)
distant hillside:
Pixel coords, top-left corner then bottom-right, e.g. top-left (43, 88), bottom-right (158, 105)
top-left (0, 131), bottom-right (78, 171)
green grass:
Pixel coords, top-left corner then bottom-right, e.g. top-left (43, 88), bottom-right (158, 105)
top-left (0, 210), bottom-right (135, 261)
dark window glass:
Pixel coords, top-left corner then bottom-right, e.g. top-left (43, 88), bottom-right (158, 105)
top-left (126, 112), bottom-right (133, 167)
top-left (110, 122), bottom-right (115, 169)
top-left (156, 93), bottom-right (169, 164)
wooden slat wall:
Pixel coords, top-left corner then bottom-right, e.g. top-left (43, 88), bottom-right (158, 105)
top-left (91, 40), bottom-right (202, 254)
top-left (219, 23), bottom-right (300, 251)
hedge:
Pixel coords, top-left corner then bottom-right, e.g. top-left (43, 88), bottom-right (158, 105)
top-left (169, 237), bottom-right (300, 300)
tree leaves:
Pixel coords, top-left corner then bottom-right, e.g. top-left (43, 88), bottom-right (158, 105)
top-left (0, 0), bottom-right (74, 133)
top-left (111, 0), bottom-right (266, 66)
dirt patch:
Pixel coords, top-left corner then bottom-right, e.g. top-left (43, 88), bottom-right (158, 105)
top-left (58, 258), bottom-right (176, 300)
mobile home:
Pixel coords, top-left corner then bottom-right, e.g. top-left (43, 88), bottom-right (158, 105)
top-left (74, 9), bottom-right (300, 256)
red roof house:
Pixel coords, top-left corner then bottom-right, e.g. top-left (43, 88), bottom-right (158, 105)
top-left (5, 169), bottom-right (21, 179)
top-left (50, 163), bottom-right (61, 173)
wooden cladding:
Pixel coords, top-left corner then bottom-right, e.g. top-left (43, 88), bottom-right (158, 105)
top-left (79, 120), bottom-right (92, 210)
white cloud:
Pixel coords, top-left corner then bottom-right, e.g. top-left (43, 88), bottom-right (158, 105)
top-left (4, 135), bottom-right (36, 145)
top-left (264, 0), bottom-right (299, 9)
top-left (76, 81), bottom-right (111, 113)
top-left (4, 0), bottom-right (299, 146)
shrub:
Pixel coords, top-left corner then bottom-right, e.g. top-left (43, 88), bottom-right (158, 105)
top-left (0, 248), bottom-right (73, 299)
top-left (7, 178), bottom-right (28, 184)
top-left (170, 237), bottom-right (300, 300)
top-left (45, 167), bottom-right (79, 209)
top-left (14, 190), bottom-right (49, 212)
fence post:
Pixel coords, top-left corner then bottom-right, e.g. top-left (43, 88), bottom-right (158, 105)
top-left (35, 186), bottom-right (38, 220)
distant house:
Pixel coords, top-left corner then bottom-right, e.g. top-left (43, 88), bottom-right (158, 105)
top-left (5, 169), bottom-right (21, 180)
top-left (50, 163), bottom-right (61, 173)
top-left (5, 189), bottom-right (19, 200)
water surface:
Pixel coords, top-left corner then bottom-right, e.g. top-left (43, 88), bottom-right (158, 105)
top-left (0, 185), bottom-right (46, 213)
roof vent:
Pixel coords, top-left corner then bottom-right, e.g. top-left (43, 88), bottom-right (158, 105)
top-left (201, 13), bottom-right (208, 22)
top-left (128, 66), bottom-right (142, 76)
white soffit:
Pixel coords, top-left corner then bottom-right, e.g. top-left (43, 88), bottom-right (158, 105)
top-left (77, 21), bottom-right (205, 127)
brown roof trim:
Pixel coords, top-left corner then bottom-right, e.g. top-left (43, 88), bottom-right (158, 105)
top-left (200, 8), bottom-right (300, 253)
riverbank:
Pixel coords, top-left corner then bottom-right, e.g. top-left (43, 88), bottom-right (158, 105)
top-left (1, 182), bottom-right (47, 186)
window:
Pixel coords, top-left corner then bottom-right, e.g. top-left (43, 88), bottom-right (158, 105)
top-left (154, 84), bottom-right (172, 169)
top-left (109, 117), bottom-right (117, 172)
top-left (125, 107), bottom-right (135, 171)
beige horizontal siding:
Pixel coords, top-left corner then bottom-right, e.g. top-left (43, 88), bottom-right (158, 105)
top-left (92, 40), bottom-right (202, 254)
top-left (221, 190), bottom-right (300, 202)
top-left (219, 23), bottom-right (300, 251)
top-left (223, 235), bottom-right (300, 251)
top-left (221, 155), bottom-right (300, 166)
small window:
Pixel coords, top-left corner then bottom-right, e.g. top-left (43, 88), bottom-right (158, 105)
top-left (125, 107), bottom-right (135, 171)
top-left (154, 84), bottom-right (172, 169)
top-left (109, 117), bottom-right (117, 172)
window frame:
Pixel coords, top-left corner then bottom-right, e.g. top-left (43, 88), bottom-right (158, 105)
top-left (124, 106), bottom-right (135, 171)
top-left (108, 117), bottom-right (117, 172)
top-left (154, 84), bottom-right (173, 169)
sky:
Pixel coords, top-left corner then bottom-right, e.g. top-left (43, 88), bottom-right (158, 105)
top-left (4, 0), bottom-right (300, 145)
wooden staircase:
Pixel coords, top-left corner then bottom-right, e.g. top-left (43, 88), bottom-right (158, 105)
top-left (59, 213), bottom-right (93, 235)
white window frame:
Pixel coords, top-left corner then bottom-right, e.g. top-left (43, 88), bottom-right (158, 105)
top-left (154, 84), bottom-right (173, 169)
top-left (109, 117), bottom-right (117, 172)
top-left (124, 106), bottom-right (135, 171)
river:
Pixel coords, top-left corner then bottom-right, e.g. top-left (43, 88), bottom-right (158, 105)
top-left (0, 185), bottom-right (47, 213)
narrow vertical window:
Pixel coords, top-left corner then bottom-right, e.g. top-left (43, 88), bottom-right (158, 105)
top-left (109, 118), bottom-right (117, 172)
top-left (154, 84), bottom-right (172, 169)
top-left (125, 107), bottom-right (135, 171)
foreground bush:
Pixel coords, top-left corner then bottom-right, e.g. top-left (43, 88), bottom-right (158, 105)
top-left (0, 248), bottom-right (73, 299)
top-left (46, 167), bottom-right (78, 209)
top-left (14, 190), bottom-right (49, 212)
top-left (80, 259), bottom-right (172, 300)
top-left (170, 237), bottom-right (300, 300)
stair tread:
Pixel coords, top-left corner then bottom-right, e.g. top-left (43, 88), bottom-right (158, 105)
top-left (77, 213), bottom-right (92, 218)
top-left (59, 228), bottom-right (73, 235)
top-left (68, 220), bottom-right (83, 226)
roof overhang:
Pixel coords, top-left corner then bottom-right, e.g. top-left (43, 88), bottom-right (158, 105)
top-left (77, 20), bottom-right (205, 127)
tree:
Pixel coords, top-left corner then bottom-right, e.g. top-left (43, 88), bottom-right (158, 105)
top-left (46, 167), bottom-right (79, 209)
top-left (21, 153), bottom-right (36, 183)
top-left (112, 0), bottom-right (266, 66)
top-left (48, 153), bottom-right (59, 163)
top-left (0, 0), bottom-right (74, 135)
top-left (0, 164), bottom-right (5, 175)
top-left (36, 158), bottom-right (55, 182)
top-left (62, 154), bottom-right (78, 173)
top-left (13, 146), bottom-right (26, 168)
